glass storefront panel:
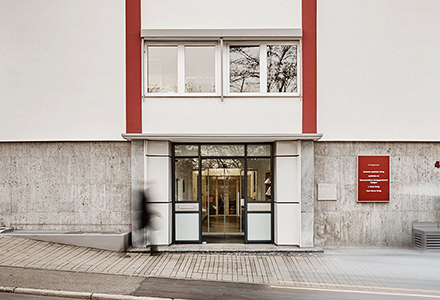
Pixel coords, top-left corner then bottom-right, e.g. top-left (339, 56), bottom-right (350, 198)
top-left (175, 158), bottom-right (199, 201)
top-left (173, 144), bottom-right (273, 243)
top-left (247, 158), bottom-right (271, 202)
top-left (201, 144), bottom-right (245, 157)
top-left (247, 144), bottom-right (271, 157)
top-left (175, 144), bottom-right (199, 157)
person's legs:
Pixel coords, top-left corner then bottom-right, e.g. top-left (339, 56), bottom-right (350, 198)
top-left (148, 228), bottom-right (159, 255)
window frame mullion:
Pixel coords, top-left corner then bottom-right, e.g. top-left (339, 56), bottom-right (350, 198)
top-left (178, 44), bottom-right (185, 94)
top-left (260, 43), bottom-right (267, 94)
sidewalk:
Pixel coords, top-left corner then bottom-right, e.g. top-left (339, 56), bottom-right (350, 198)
top-left (1, 235), bottom-right (440, 299)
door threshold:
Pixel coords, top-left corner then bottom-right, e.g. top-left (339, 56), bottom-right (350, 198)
top-left (202, 235), bottom-right (244, 244)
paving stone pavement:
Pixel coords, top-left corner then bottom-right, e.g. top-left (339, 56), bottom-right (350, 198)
top-left (1, 236), bottom-right (440, 298)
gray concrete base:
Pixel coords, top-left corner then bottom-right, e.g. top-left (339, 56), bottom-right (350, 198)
top-left (128, 244), bottom-right (323, 256)
top-left (3, 231), bottom-right (130, 252)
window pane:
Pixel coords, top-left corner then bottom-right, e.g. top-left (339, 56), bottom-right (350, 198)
top-left (147, 46), bottom-right (177, 93)
top-left (247, 145), bottom-right (271, 157)
top-left (201, 145), bottom-right (245, 157)
top-left (175, 145), bottom-right (199, 157)
top-left (229, 46), bottom-right (260, 93)
top-left (185, 46), bottom-right (215, 93)
top-left (175, 158), bottom-right (199, 201)
top-left (267, 45), bottom-right (297, 93)
top-left (247, 158), bottom-right (271, 202)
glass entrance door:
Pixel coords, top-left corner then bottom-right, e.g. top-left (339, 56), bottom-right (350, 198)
top-left (201, 159), bottom-right (245, 237)
top-left (174, 144), bottom-right (273, 244)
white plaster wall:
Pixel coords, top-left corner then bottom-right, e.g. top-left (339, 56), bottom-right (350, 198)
top-left (143, 98), bottom-right (302, 134)
top-left (0, 0), bottom-right (125, 141)
top-left (274, 141), bottom-right (301, 245)
top-left (275, 203), bottom-right (300, 245)
top-left (142, 0), bottom-right (301, 29)
top-left (144, 141), bottom-right (172, 245)
top-left (317, 0), bottom-right (440, 141)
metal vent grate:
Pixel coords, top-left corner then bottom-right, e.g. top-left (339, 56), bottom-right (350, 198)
top-left (413, 223), bottom-right (440, 251)
top-left (414, 231), bottom-right (423, 249)
top-left (426, 234), bottom-right (440, 249)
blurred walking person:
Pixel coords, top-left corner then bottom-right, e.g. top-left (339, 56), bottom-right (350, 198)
top-left (138, 182), bottom-right (161, 255)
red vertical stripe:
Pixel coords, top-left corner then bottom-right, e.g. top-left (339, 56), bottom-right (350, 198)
top-left (126, 0), bottom-right (142, 133)
top-left (302, 0), bottom-right (317, 134)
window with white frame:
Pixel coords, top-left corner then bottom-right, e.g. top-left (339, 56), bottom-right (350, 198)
top-left (144, 41), bottom-right (299, 96)
top-left (145, 43), bottom-right (218, 95)
top-left (227, 42), bottom-right (298, 94)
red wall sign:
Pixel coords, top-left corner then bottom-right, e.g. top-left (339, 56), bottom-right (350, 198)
top-left (358, 155), bottom-right (390, 202)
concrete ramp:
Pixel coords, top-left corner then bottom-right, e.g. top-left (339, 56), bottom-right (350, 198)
top-left (3, 231), bottom-right (130, 252)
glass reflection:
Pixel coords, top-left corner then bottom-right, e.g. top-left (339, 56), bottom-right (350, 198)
top-left (247, 158), bottom-right (271, 201)
top-left (201, 158), bottom-right (245, 234)
top-left (175, 145), bottom-right (199, 157)
top-left (201, 145), bottom-right (245, 157)
top-left (185, 46), bottom-right (215, 93)
top-left (147, 46), bottom-right (178, 93)
top-left (175, 158), bottom-right (199, 201)
top-left (267, 45), bottom-right (297, 93)
top-left (247, 145), bottom-right (271, 157)
top-left (229, 46), bottom-right (260, 93)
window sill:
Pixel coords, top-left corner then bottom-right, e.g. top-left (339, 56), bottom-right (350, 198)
top-left (143, 94), bottom-right (301, 99)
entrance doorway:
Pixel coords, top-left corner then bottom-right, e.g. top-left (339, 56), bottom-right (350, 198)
top-left (201, 159), bottom-right (245, 242)
top-left (173, 144), bottom-right (273, 244)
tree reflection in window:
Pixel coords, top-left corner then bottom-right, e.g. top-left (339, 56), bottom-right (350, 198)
top-left (229, 46), bottom-right (260, 93)
top-left (267, 45), bottom-right (297, 93)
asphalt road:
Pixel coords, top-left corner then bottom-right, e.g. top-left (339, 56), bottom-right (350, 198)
top-left (0, 266), bottom-right (144, 295)
top-left (134, 277), bottom-right (440, 300)
top-left (2, 286), bottom-right (436, 300)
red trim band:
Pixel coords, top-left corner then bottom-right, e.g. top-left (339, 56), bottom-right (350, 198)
top-left (302, 0), bottom-right (317, 134)
top-left (126, 0), bottom-right (142, 133)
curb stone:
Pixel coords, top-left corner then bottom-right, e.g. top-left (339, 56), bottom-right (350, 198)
top-left (14, 288), bottom-right (91, 299)
top-left (92, 294), bottom-right (170, 300)
top-left (0, 286), bottom-right (16, 293)
top-left (1, 286), bottom-right (175, 300)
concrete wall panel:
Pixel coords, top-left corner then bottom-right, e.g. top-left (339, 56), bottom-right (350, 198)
top-left (314, 141), bottom-right (440, 248)
top-left (0, 142), bottom-right (131, 231)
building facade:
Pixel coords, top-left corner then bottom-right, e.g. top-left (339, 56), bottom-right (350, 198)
top-left (1, 0), bottom-right (439, 248)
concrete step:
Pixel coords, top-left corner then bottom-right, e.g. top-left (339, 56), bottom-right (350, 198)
top-left (128, 244), bottom-right (323, 255)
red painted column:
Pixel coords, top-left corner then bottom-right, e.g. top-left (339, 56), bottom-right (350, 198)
top-left (126, 0), bottom-right (142, 133)
top-left (302, 0), bottom-right (317, 134)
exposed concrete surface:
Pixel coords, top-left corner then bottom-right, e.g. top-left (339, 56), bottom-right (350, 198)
top-left (0, 142), bottom-right (132, 232)
top-left (314, 141), bottom-right (440, 248)
top-left (301, 140), bottom-right (315, 247)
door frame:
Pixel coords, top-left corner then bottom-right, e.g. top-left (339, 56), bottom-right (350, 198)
top-left (172, 143), bottom-right (274, 244)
